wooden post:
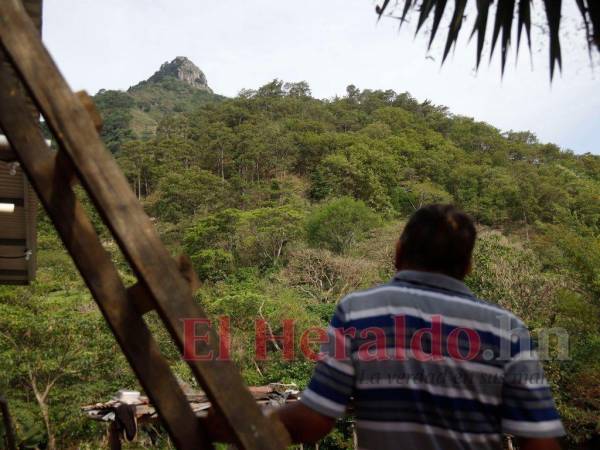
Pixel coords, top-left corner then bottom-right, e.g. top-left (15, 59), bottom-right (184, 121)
top-left (0, 396), bottom-right (17, 450)
top-left (0, 59), bottom-right (211, 450)
top-left (108, 422), bottom-right (122, 450)
top-left (0, 0), bottom-right (291, 448)
top-left (0, 0), bottom-right (40, 284)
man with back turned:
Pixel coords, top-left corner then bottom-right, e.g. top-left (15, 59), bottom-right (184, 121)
top-left (274, 204), bottom-right (565, 450)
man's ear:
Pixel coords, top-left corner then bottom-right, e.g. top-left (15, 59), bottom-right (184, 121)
top-left (394, 240), bottom-right (403, 271)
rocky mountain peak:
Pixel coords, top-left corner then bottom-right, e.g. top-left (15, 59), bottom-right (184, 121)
top-left (148, 56), bottom-right (212, 92)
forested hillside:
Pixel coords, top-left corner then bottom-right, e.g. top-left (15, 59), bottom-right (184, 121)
top-left (93, 57), bottom-right (223, 152)
top-left (1, 71), bottom-right (599, 448)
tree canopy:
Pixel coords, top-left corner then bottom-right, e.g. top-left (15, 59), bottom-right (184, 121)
top-left (1, 76), bottom-right (599, 447)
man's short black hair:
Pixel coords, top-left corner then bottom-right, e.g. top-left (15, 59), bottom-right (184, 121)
top-left (395, 204), bottom-right (476, 279)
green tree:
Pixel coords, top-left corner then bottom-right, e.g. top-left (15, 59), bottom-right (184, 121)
top-left (150, 168), bottom-right (232, 222)
top-left (306, 197), bottom-right (380, 253)
top-left (184, 205), bottom-right (304, 275)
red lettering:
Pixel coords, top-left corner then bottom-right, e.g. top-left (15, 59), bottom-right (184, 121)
top-left (182, 318), bottom-right (213, 361)
top-left (448, 327), bottom-right (481, 361)
top-left (300, 327), bottom-right (328, 361)
top-left (255, 319), bottom-right (295, 361)
top-left (410, 315), bottom-right (443, 362)
top-left (358, 326), bottom-right (389, 361)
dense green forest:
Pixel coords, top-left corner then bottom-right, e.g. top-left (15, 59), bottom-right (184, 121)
top-left (1, 73), bottom-right (599, 449)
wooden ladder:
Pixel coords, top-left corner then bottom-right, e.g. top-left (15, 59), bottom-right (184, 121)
top-left (0, 0), bottom-right (291, 448)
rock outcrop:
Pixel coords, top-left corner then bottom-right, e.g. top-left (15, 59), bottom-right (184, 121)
top-left (148, 56), bottom-right (212, 92)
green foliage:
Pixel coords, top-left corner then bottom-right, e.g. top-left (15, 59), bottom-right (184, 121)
top-left (306, 197), bottom-right (380, 253)
top-left (3, 76), bottom-right (600, 447)
top-left (184, 205), bottom-right (305, 278)
top-left (190, 249), bottom-right (234, 282)
top-left (535, 223), bottom-right (600, 299)
top-left (94, 89), bottom-right (135, 153)
top-left (94, 76), bottom-right (223, 153)
top-left (0, 246), bottom-right (135, 448)
top-left (467, 231), bottom-right (561, 326)
top-left (129, 76), bottom-right (223, 120)
top-left (391, 180), bottom-right (453, 214)
top-left (150, 168), bottom-right (231, 222)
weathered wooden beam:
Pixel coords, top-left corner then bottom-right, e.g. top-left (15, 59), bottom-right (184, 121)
top-left (0, 2), bottom-right (290, 448)
top-left (75, 90), bottom-right (102, 132)
top-left (127, 281), bottom-right (154, 315)
top-left (129, 255), bottom-right (201, 315)
top-left (0, 134), bottom-right (17, 161)
top-left (0, 396), bottom-right (17, 450)
top-left (1, 134), bottom-right (52, 161)
top-left (0, 60), bottom-right (211, 450)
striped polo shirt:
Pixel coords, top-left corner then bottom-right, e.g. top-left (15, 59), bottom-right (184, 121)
top-left (300, 270), bottom-right (565, 449)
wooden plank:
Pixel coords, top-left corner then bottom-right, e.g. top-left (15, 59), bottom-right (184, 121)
top-left (0, 269), bottom-right (27, 276)
top-left (75, 90), bottom-right (102, 131)
top-left (0, 135), bottom-right (17, 161)
top-left (0, 2), bottom-right (290, 448)
top-left (9, 0), bottom-right (38, 285)
top-left (108, 421), bottom-right (122, 450)
top-left (0, 280), bottom-right (28, 285)
top-left (0, 150), bottom-right (17, 161)
top-left (128, 255), bottom-right (201, 315)
top-left (22, 0), bottom-right (41, 35)
top-left (0, 197), bottom-right (24, 206)
top-left (23, 169), bottom-right (36, 282)
top-left (0, 61), bottom-right (211, 450)
top-left (127, 281), bottom-right (155, 315)
top-left (0, 396), bottom-right (17, 450)
top-left (0, 239), bottom-right (25, 246)
top-left (1, 134), bottom-right (52, 160)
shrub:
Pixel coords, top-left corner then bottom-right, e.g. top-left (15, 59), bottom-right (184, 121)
top-left (306, 197), bottom-right (379, 253)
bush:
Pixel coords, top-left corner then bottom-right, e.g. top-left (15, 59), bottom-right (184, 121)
top-left (150, 168), bottom-right (231, 222)
top-left (306, 197), bottom-right (379, 253)
top-left (283, 247), bottom-right (379, 302)
top-left (189, 249), bottom-right (234, 281)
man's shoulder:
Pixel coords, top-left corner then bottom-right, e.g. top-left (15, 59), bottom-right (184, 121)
top-left (336, 283), bottom-right (392, 314)
top-left (337, 280), bottom-right (525, 329)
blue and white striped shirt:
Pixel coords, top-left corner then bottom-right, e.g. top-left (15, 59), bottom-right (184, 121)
top-left (300, 270), bottom-right (565, 450)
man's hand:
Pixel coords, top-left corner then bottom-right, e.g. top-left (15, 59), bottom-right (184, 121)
top-left (519, 437), bottom-right (562, 450)
top-left (201, 408), bottom-right (236, 443)
top-left (275, 401), bottom-right (335, 444)
top-left (200, 402), bottom-right (335, 445)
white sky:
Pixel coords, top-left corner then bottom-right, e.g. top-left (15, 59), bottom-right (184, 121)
top-left (42, 0), bottom-right (599, 154)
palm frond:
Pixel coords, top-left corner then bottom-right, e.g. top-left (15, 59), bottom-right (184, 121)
top-left (399, 0), bottom-right (414, 28)
top-left (442, 0), bottom-right (468, 63)
top-left (470, 0), bottom-right (492, 69)
top-left (543, 0), bottom-right (562, 80)
top-left (516, 0), bottom-right (532, 56)
top-left (489, 0), bottom-right (515, 75)
top-left (375, 0), bottom-right (391, 20)
top-left (375, 0), bottom-right (600, 78)
top-left (417, 0), bottom-right (436, 34)
top-left (429, 0), bottom-right (448, 49)
top-left (576, 1), bottom-right (600, 52)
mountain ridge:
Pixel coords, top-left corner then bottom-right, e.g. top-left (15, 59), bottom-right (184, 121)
top-left (94, 56), bottom-right (223, 152)
top-left (131, 56), bottom-right (213, 93)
